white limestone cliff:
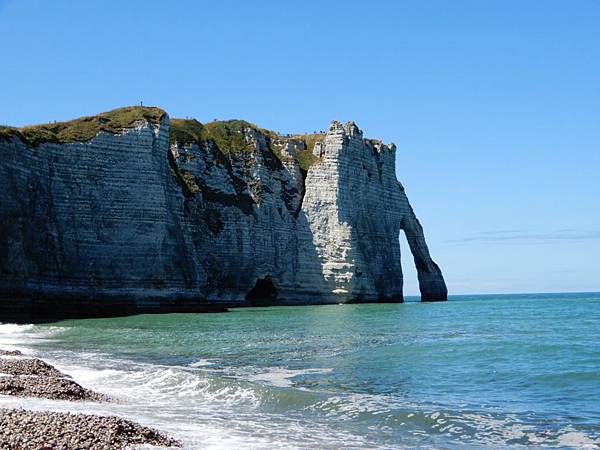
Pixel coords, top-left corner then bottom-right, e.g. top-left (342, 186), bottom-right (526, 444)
top-left (0, 109), bottom-right (446, 321)
top-left (300, 120), bottom-right (447, 302)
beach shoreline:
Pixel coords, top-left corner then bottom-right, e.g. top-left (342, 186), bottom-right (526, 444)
top-left (0, 348), bottom-right (180, 449)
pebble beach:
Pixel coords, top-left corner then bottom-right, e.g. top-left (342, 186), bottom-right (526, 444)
top-left (0, 348), bottom-right (180, 449)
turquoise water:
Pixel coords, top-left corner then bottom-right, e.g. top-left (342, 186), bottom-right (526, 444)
top-left (1, 292), bottom-right (599, 449)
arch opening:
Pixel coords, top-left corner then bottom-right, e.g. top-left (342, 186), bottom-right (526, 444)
top-left (399, 230), bottom-right (419, 301)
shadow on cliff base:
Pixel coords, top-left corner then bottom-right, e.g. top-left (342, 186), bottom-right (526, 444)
top-left (0, 292), bottom-right (228, 324)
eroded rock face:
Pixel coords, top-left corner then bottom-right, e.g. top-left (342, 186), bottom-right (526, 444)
top-left (300, 120), bottom-right (447, 302)
top-left (0, 111), bottom-right (446, 321)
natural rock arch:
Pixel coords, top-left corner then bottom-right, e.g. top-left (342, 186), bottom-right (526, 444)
top-left (400, 215), bottom-right (448, 302)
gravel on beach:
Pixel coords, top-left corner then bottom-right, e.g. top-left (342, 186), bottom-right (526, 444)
top-left (0, 354), bottom-right (107, 401)
top-left (0, 349), bottom-right (180, 448)
top-left (0, 375), bottom-right (108, 401)
top-left (0, 357), bottom-right (66, 378)
top-left (0, 408), bottom-right (181, 449)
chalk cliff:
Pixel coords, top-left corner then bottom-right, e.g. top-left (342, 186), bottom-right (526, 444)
top-left (0, 107), bottom-right (446, 321)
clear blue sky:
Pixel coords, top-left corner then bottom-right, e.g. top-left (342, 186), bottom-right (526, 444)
top-left (1, 0), bottom-right (599, 295)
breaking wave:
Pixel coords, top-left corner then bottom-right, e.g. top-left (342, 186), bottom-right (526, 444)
top-left (2, 293), bottom-right (600, 449)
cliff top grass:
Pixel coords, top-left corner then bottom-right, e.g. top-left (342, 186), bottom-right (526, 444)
top-left (170, 119), bottom-right (323, 171)
top-left (169, 118), bottom-right (209, 147)
top-left (0, 106), bottom-right (166, 147)
top-left (1, 106), bottom-right (323, 170)
top-left (204, 119), bottom-right (258, 153)
top-left (170, 118), bottom-right (266, 152)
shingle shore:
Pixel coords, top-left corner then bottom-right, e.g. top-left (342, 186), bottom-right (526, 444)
top-left (0, 408), bottom-right (180, 449)
top-left (0, 357), bottom-right (68, 378)
top-left (0, 375), bottom-right (109, 402)
top-left (0, 348), bottom-right (181, 449)
top-left (0, 356), bottom-right (106, 401)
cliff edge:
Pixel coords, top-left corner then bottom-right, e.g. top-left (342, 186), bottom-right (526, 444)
top-left (0, 106), bottom-right (447, 321)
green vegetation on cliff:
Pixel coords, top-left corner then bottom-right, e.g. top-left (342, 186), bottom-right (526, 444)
top-left (169, 119), bottom-right (209, 147)
top-left (296, 133), bottom-right (325, 154)
top-left (170, 118), bottom-right (278, 155)
top-left (204, 120), bottom-right (256, 154)
top-left (296, 149), bottom-right (320, 172)
top-left (0, 106), bottom-right (165, 147)
top-left (1, 106), bottom-right (323, 171)
top-left (293, 133), bottom-right (324, 172)
top-left (169, 119), bottom-right (323, 171)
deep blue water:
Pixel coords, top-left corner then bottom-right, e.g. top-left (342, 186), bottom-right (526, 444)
top-left (1, 292), bottom-right (599, 449)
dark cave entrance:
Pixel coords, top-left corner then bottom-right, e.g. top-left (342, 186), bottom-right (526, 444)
top-left (245, 276), bottom-right (278, 306)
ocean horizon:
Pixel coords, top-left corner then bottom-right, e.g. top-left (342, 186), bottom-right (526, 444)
top-left (2, 291), bottom-right (599, 449)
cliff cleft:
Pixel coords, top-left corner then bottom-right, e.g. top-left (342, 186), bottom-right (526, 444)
top-left (0, 107), bottom-right (447, 321)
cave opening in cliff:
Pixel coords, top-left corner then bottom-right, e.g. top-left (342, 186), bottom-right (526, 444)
top-left (246, 276), bottom-right (278, 306)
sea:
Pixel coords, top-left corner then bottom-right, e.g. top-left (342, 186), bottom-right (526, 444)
top-left (1, 292), bottom-right (599, 449)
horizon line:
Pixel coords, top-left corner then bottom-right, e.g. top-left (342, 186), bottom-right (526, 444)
top-left (403, 290), bottom-right (600, 297)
